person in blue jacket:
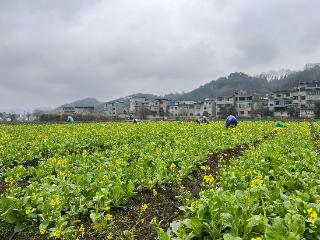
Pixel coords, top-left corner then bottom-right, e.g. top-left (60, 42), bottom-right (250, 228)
top-left (224, 115), bottom-right (238, 129)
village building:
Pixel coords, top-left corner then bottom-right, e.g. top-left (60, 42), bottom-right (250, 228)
top-left (215, 96), bottom-right (234, 118)
top-left (268, 90), bottom-right (292, 118)
top-left (298, 81), bottom-right (320, 118)
top-left (104, 101), bottom-right (128, 118)
top-left (234, 90), bottom-right (254, 118)
top-left (58, 104), bottom-right (95, 114)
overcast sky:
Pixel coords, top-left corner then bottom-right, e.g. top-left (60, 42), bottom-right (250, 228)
top-left (1, 0), bottom-right (320, 109)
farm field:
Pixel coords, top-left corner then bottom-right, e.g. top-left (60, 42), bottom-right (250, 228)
top-left (0, 121), bottom-right (319, 239)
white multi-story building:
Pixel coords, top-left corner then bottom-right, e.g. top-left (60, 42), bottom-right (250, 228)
top-left (298, 81), bottom-right (320, 117)
top-left (146, 98), bottom-right (170, 120)
top-left (234, 90), bottom-right (254, 118)
top-left (104, 101), bottom-right (128, 118)
top-left (215, 96), bottom-right (234, 117)
top-left (168, 99), bottom-right (215, 119)
top-left (268, 90), bottom-right (292, 117)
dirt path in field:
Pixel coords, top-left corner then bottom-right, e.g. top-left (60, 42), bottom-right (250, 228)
top-left (6, 132), bottom-right (274, 240)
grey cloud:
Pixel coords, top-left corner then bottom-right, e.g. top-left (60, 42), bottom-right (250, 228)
top-left (0, 0), bottom-right (320, 109)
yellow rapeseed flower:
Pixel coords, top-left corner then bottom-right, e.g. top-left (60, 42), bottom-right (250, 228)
top-left (251, 176), bottom-right (263, 188)
top-left (250, 237), bottom-right (262, 240)
top-left (51, 197), bottom-right (60, 206)
top-left (200, 165), bottom-right (211, 171)
top-left (57, 159), bottom-right (66, 165)
top-left (4, 176), bottom-right (13, 184)
top-left (150, 216), bottom-right (157, 225)
top-left (170, 163), bottom-right (177, 171)
top-left (40, 229), bottom-right (46, 235)
top-left (107, 233), bottom-right (113, 239)
top-left (141, 203), bottom-right (148, 212)
top-left (203, 174), bottom-right (214, 184)
top-left (25, 208), bottom-right (31, 215)
top-left (152, 189), bottom-right (158, 197)
top-left (58, 171), bottom-right (66, 177)
top-left (105, 214), bottom-right (113, 221)
top-left (307, 208), bottom-right (318, 224)
top-left (78, 224), bottom-right (85, 237)
top-left (53, 229), bottom-right (61, 239)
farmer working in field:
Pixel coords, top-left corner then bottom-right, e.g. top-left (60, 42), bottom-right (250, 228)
top-left (224, 115), bottom-right (238, 129)
top-left (67, 116), bottom-right (75, 124)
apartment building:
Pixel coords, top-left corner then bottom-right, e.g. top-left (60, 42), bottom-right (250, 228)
top-left (104, 101), bottom-right (128, 118)
top-left (215, 96), bottom-right (234, 117)
top-left (234, 90), bottom-right (254, 118)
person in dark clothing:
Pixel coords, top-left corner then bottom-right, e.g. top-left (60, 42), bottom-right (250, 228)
top-left (224, 115), bottom-right (238, 128)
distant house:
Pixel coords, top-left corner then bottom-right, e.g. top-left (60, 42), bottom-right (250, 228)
top-left (268, 90), bottom-right (292, 118)
top-left (104, 101), bottom-right (128, 118)
top-left (146, 98), bottom-right (170, 120)
top-left (298, 81), bottom-right (320, 118)
top-left (215, 96), bottom-right (234, 118)
top-left (62, 104), bottom-right (76, 114)
top-left (234, 90), bottom-right (254, 118)
top-left (74, 106), bottom-right (95, 113)
top-left (59, 104), bottom-right (95, 114)
top-left (129, 96), bottom-right (148, 118)
top-left (168, 99), bottom-right (215, 119)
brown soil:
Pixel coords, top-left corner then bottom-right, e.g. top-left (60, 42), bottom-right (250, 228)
top-left (0, 180), bottom-right (7, 195)
top-left (22, 159), bottom-right (39, 168)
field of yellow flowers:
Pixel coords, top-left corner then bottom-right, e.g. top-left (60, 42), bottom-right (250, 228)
top-left (164, 122), bottom-right (320, 240)
top-left (0, 121), bottom-right (319, 239)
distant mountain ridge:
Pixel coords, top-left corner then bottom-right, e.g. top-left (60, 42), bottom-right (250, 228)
top-left (52, 65), bottom-right (320, 112)
top-left (164, 66), bottom-right (320, 100)
top-left (61, 97), bottom-right (101, 107)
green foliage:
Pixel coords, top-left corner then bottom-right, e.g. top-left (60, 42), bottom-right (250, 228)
top-left (0, 122), bottom-right (272, 238)
top-left (171, 123), bottom-right (320, 239)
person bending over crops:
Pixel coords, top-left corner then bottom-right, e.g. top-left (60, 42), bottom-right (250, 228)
top-left (67, 116), bottom-right (75, 124)
top-left (224, 115), bottom-right (237, 129)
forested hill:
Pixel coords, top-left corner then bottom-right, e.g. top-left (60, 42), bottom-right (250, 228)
top-left (164, 66), bottom-right (320, 100)
top-left (165, 72), bottom-right (269, 101)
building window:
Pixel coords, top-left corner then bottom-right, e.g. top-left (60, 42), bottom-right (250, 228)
top-left (301, 96), bottom-right (306, 100)
top-left (240, 111), bottom-right (244, 114)
top-left (175, 107), bottom-right (178, 110)
top-left (190, 113), bottom-right (193, 116)
top-left (204, 107), bottom-right (207, 110)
